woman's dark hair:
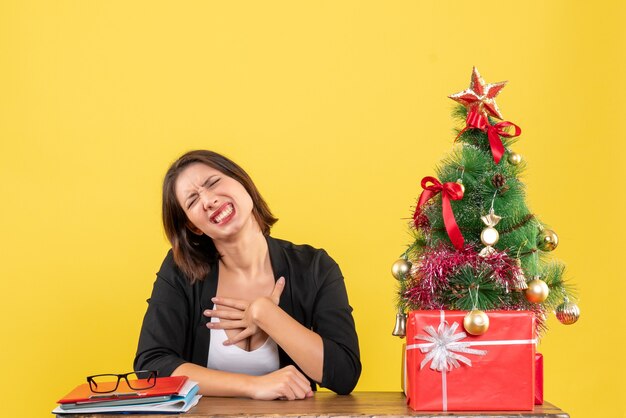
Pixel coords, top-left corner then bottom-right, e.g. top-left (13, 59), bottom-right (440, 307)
top-left (162, 150), bottom-right (278, 283)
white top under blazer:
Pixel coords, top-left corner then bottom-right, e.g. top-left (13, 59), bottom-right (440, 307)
top-left (206, 306), bottom-right (280, 375)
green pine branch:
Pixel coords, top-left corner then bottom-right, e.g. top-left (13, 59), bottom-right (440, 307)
top-left (444, 265), bottom-right (503, 310)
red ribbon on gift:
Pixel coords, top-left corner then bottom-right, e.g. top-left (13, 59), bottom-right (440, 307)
top-left (413, 177), bottom-right (465, 250)
top-left (458, 110), bottom-right (522, 164)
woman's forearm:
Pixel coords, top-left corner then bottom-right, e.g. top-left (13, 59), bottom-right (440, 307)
top-left (172, 362), bottom-right (253, 397)
top-left (250, 297), bottom-right (324, 383)
top-left (172, 361), bottom-right (313, 400)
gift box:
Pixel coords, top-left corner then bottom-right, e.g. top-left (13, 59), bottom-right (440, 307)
top-left (535, 352), bottom-right (544, 405)
top-left (406, 310), bottom-right (536, 411)
top-left (401, 342), bottom-right (407, 394)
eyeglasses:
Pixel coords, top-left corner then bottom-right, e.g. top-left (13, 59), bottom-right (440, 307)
top-left (86, 370), bottom-right (158, 393)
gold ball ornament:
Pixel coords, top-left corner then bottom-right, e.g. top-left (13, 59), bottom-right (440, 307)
top-left (463, 310), bottom-right (490, 335)
top-left (555, 301), bottom-right (580, 325)
top-left (391, 258), bottom-right (412, 280)
top-left (508, 152), bottom-right (522, 165)
top-left (525, 278), bottom-right (550, 303)
top-left (480, 227), bottom-right (499, 246)
top-left (537, 229), bottom-right (559, 251)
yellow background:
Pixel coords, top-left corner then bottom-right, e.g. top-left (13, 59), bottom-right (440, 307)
top-left (1, 1), bottom-right (624, 416)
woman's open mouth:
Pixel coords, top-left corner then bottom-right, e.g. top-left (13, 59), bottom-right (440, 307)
top-left (210, 203), bottom-right (235, 224)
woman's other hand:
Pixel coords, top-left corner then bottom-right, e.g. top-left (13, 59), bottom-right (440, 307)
top-left (204, 277), bottom-right (285, 345)
top-left (247, 365), bottom-right (313, 400)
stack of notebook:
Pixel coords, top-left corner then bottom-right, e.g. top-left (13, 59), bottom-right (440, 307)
top-left (53, 375), bottom-right (201, 415)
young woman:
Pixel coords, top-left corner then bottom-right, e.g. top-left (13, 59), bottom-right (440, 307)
top-left (134, 150), bottom-right (361, 400)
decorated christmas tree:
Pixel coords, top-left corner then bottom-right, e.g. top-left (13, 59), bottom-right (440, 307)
top-left (392, 67), bottom-right (580, 338)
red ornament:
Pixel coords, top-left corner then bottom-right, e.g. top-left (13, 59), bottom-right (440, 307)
top-left (449, 67), bottom-right (507, 120)
top-left (413, 177), bottom-right (464, 250)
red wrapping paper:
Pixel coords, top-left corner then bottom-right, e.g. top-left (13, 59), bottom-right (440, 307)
top-left (406, 310), bottom-right (536, 411)
top-left (535, 352), bottom-right (544, 405)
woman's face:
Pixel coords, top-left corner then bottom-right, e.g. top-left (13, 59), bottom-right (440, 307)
top-left (175, 163), bottom-right (255, 241)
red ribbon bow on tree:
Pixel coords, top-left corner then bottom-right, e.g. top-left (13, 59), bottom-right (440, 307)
top-left (413, 176), bottom-right (465, 250)
top-left (462, 110), bottom-right (522, 164)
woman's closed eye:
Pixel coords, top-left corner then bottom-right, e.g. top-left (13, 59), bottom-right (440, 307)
top-left (186, 196), bottom-right (198, 209)
top-left (206, 177), bottom-right (220, 188)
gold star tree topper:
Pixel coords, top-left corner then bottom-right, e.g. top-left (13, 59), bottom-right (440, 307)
top-left (449, 67), bottom-right (507, 120)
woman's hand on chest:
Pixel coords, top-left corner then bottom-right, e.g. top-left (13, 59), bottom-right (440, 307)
top-left (204, 276), bottom-right (285, 350)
